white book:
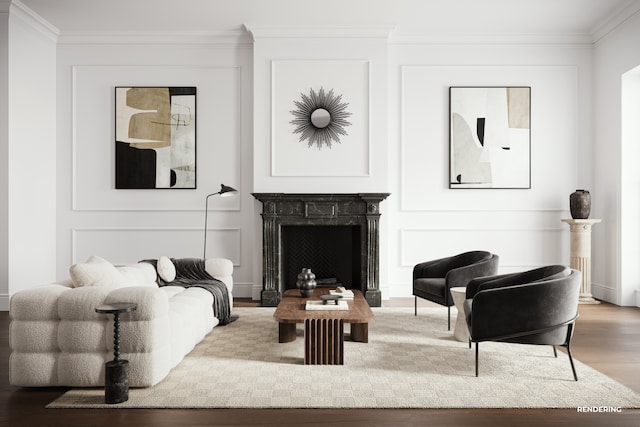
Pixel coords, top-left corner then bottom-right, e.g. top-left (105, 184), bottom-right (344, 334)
top-left (330, 290), bottom-right (354, 299)
top-left (305, 300), bottom-right (349, 311)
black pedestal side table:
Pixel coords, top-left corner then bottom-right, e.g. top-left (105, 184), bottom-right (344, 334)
top-left (95, 303), bottom-right (137, 404)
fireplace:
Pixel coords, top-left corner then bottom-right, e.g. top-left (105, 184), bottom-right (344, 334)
top-left (252, 193), bottom-right (389, 307)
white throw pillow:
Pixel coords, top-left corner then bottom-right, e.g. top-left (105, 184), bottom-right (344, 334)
top-left (117, 263), bottom-right (158, 287)
top-left (157, 256), bottom-right (176, 282)
top-left (69, 256), bottom-right (127, 288)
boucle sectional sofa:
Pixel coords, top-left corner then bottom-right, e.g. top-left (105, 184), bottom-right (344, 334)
top-left (9, 255), bottom-right (234, 387)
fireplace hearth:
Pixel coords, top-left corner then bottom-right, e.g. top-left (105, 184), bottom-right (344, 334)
top-left (253, 193), bottom-right (389, 307)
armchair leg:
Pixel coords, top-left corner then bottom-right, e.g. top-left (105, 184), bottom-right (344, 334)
top-left (414, 296), bottom-right (417, 316)
top-left (566, 343), bottom-right (578, 381)
top-left (447, 306), bottom-right (451, 331)
top-left (553, 346), bottom-right (557, 358)
top-left (475, 342), bottom-right (479, 377)
top-left (565, 323), bottom-right (578, 381)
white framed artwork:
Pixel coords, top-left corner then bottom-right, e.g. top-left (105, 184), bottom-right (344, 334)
top-left (271, 60), bottom-right (370, 177)
top-left (449, 86), bottom-right (531, 189)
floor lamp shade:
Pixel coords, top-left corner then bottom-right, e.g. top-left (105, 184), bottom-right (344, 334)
top-left (203, 184), bottom-right (238, 259)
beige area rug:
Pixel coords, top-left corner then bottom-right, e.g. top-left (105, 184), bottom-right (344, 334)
top-left (48, 307), bottom-right (640, 409)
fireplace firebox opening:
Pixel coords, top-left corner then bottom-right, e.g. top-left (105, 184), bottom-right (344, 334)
top-left (281, 225), bottom-right (361, 290)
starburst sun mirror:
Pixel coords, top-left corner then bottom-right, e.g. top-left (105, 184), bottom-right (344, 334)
top-left (290, 87), bottom-right (352, 149)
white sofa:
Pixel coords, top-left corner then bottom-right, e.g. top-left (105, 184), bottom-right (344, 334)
top-left (9, 255), bottom-right (233, 387)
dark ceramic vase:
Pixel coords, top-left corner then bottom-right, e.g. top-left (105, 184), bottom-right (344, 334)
top-left (570, 190), bottom-right (591, 219)
top-left (296, 268), bottom-right (317, 297)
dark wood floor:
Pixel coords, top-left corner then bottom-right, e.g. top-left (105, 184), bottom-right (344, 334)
top-left (1, 298), bottom-right (639, 427)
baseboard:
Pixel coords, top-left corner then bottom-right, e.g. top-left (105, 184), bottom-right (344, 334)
top-left (379, 284), bottom-right (392, 300)
top-left (230, 283), bottom-right (256, 300)
top-left (384, 283), bottom-right (413, 299)
top-left (0, 294), bottom-right (9, 311)
top-left (591, 282), bottom-right (617, 304)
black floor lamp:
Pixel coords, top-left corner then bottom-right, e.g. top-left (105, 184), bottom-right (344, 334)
top-left (203, 184), bottom-right (238, 259)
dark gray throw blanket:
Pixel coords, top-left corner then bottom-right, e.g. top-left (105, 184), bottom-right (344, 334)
top-left (141, 258), bottom-right (237, 325)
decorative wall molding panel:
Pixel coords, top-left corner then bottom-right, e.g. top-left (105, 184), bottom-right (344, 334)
top-left (70, 65), bottom-right (241, 211)
top-left (250, 25), bottom-right (391, 194)
top-left (271, 60), bottom-right (371, 177)
top-left (399, 64), bottom-right (578, 212)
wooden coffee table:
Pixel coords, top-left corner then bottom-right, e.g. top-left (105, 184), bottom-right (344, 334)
top-left (273, 288), bottom-right (374, 364)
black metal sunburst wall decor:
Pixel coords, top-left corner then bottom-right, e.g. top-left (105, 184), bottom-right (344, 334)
top-left (289, 87), bottom-right (352, 149)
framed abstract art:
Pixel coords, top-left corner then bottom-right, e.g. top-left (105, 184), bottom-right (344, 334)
top-left (449, 86), bottom-right (531, 189)
top-left (115, 86), bottom-right (196, 189)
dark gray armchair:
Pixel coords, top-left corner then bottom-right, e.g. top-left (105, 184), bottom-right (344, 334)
top-left (413, 250), bottom-right (499, 330)
top-left (464, 265), bottom-right (581, 380)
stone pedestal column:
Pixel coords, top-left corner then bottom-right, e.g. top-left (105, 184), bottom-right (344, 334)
top-left (561, 219), bottom-right (602, 304)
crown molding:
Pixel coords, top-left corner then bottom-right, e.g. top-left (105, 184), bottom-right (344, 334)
top-left (390, 32), bottom-right (594, 46)
top-left (57, 29), bottom-right (252, 47)
top-left (244, 24), bottom-right (396, 40)
top-left (591, 0), bottom-right (640, 44)
top-left (8, 0), bottom-right (58, 42)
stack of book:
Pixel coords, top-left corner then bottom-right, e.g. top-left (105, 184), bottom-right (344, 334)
top-left (329, 288), bottom-right (354, 300)
top-left (305, 300), bottom-right (349, 310)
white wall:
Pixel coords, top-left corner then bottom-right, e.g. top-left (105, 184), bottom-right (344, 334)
top-left (621, 66), bottom-right (640, 307)
top-left (6, 5), bottom-right (640, 306)
top-left (18, 27), bottom-right (598, 304)
top-left (249, 26), bottom-right (391, 194)
top-left (0, 1), bottom-right (57, 308)
top-left (593, 9), bottom-right (640, 306)
top-left (248, 28), bottom-right (592, 300)
top-left (385, 41), bottom-right (592, 297)
top-left (0, 2), bottom-right (9, 309)
top-left (55, 33), bottom-right (256, 297)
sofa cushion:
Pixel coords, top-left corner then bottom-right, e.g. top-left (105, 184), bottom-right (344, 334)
top-left (205, 258), bottom-right (233, 278)
top-left (69, 256), bottom-right (127, 289)
top-left (10, 284), bottom-right (70, 320)
top-left (58, 286), bottom-right (112, 320)
top-left (116, 262), bottom-right (158, 287)
top-left (413, 277), bottom-right (446, 297)
top-left (105, 286), bottom-right (170, 321)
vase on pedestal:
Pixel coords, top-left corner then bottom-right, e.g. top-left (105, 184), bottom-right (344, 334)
top-left (570, 190), bottom-right (591, 219)
top-left (296, 268), bottom-right (317, 297)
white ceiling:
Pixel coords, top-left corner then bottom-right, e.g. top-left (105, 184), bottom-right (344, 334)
top-left (16, 0), bottom-right (640, 41)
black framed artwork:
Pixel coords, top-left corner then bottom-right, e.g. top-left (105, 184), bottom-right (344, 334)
top-left (115, 86), bottom-right (196, 189)
top-left (449, 86), bottom-right (531, 189)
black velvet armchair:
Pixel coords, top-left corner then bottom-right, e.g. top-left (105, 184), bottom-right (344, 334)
top-left (463, 265), bottom-right (581, 380)
top-left (413, 250), bottom-right (500, 330)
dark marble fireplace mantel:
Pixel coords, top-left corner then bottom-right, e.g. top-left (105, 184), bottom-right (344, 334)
top-left (252, 193), bottom-right (390, 307)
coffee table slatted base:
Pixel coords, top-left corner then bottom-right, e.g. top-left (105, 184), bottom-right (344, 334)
top-left (304, 318), bottom-right (344, 365)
